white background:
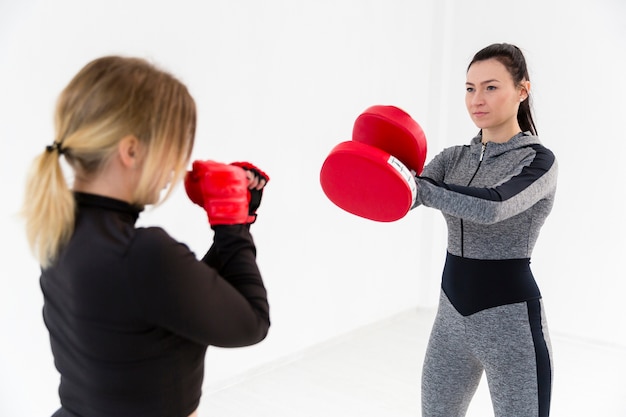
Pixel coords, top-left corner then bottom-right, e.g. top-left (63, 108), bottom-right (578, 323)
top-left (1, 0), bottom-right (624, 415)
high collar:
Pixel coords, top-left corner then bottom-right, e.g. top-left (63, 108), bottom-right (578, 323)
top-left (74, 192), bottom-right (142, 222)
top-left (471, 131), bottom-right (541, 158)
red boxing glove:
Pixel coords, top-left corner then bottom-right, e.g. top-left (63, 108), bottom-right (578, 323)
top-left (184, 160), bottom-right (250, 226)
top-left (230, 162), bottom-right (270, 184)
top-left (230, 161), bottom-right (270, 223)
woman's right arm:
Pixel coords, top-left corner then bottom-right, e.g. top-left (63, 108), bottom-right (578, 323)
top-left (129, 226), bottom-right (270, 348)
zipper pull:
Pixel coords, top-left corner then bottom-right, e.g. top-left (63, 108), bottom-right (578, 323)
top-left (479, 142), bottom-right (486, 162)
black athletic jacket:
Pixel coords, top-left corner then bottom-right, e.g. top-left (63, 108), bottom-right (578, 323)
top-left (40, 192), bottom-right (270, 417)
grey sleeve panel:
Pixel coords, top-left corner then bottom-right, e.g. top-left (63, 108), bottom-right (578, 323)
top-left (416, 144), bottom-right (558, 225)
top-left (410, 147), bottom-right (449, 209)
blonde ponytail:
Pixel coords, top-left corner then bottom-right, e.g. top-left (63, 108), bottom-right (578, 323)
top-left (22, 146), bottom-right (75, 268)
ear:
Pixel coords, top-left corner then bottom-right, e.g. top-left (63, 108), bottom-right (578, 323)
top-left (118, 135), bottom-right (140, 168)
top-left (519, 80), bottom-right (531, 102)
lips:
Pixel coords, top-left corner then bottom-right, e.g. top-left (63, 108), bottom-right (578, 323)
top-left (473, 112), bottom-right (488, 117)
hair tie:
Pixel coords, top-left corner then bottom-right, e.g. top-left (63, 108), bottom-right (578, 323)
top-left (46, 142), bottom-right (66, 155)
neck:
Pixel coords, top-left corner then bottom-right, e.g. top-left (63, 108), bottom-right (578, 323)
top-left (73, 179), bottom-right (135, 203)
top-left (481, 124), bottom-right (522, 144)
top-left (72, 159), bottom-right (139, 204)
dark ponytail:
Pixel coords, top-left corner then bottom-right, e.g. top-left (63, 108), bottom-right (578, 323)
top-left (468, 43), bottom-right (537, 135)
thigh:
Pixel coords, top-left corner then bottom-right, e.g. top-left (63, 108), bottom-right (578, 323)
top-left (470, 299), bottom-right (553, 417)
top-left (422, 293), bottom-right (484, 417)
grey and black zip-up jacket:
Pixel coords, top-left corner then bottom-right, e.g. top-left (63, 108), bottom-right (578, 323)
top-left (414, 132), bottom-right (558, 314)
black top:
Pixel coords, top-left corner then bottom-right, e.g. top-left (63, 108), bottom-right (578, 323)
top-left (41, 192), bottom-right (270, 417)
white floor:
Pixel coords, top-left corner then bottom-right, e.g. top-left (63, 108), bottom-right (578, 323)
top-left (199, 308), bottom-right (626, 417)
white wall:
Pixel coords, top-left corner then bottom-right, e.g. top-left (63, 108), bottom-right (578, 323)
top-left (1, 0), bottom-right (624, 415)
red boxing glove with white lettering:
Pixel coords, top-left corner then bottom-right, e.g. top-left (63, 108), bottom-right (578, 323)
top-left (184, 160), bottom-right (250, 226)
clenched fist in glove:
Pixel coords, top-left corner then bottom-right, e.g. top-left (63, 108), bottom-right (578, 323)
top-left (184, 160), bottom-right (269, 226)
top-left (230, 161), bottom-right (270, 224)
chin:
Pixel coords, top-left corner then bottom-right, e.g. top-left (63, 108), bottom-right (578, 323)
top-left (470, 118), bottom-right (489, 129)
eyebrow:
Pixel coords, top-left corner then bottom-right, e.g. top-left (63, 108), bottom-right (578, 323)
top-left (466, 79), bottom-right (501, 86)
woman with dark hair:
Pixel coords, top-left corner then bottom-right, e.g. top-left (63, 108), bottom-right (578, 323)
top-left (21, 56), bottom-right (271, 417)
top-left (414, 43), bottom-right (557, 416)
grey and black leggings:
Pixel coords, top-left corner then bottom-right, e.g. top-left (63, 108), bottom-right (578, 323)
top-left (422, 253), bottom-right (553, 417)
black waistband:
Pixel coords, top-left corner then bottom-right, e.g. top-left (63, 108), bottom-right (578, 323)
top-left (442, 252), bottom-right (541, 316)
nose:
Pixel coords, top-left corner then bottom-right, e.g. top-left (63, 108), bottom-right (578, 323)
top-left (470, 91), bottom-right (484, 106)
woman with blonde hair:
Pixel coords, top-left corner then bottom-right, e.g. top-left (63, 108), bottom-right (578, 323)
top-left (22, 56), bottom-right (270, 417)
